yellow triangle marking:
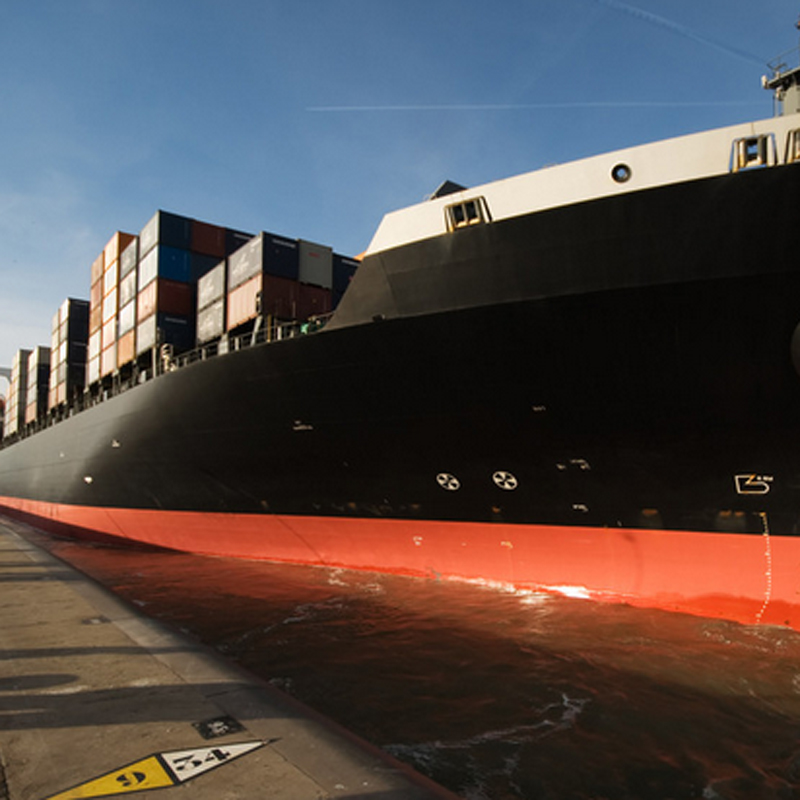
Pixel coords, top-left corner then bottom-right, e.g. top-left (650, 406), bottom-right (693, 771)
top-left (43, 755), bottom-right (175, 799)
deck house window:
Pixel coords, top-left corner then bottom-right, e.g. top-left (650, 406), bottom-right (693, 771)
top-left (445, 197), bottom-right (491, 231)
top-left (731, 135), bottom-right (773, 171)
top-left (786, 129), bottom-right (800, 163)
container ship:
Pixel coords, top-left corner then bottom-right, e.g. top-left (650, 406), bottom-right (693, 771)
top-left (3, 52), bottom-right (800, 630)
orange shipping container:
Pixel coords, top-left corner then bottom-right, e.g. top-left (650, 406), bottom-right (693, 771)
top-left (91, 252), bottom-right (104, 285)
top-left (137, 278), bottom-right (194, 321)
top-left (90, 279), bottom-right (103, 309)
top-left (89, 304), bottom-right (102, 333)
top-left (227, 273), bottom-right (262, 329)
top-left (117, 330), bottom-right (136, 367)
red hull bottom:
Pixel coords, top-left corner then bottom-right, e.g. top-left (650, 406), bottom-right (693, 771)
top-left (2, 495), bottom-right (797, 631)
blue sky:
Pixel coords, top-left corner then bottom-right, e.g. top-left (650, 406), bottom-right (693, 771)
top-left (0, 0), bottom-right (798, 373)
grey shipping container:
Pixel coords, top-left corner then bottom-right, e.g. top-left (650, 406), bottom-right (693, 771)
top-left (139, 210), bottom-right (193, 258)
top-left (197, 262), bottom-right (226, 310)
top-left (298, 240), bottom-right (333, 288)
top-left (227, 232), bottom-right (300, 290)
top-left (197, 298), bottom-right (225, 344)
top-left (120, 237), bottom-right (139, 277)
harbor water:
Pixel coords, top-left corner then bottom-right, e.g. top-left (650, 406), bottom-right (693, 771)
top-left (37, 534), bottom-right (800, 800)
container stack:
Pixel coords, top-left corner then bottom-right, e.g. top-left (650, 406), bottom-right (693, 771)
top-left (25, 347), bottom-right (51, 425)
top-left (100, 232), bottom-right (136, 379)
top-left (48, 298), bottom-right (89, 410)
top-left (196, 261), bottom-right (226, 344)
top-left (87, 251), bottom-right (104, 386)
top-left (117, 237), bottom-right (139, 369)
top-left (4, 349), bottom-right (31, 437)
top-left (135, 211), bottom-right (237, 357)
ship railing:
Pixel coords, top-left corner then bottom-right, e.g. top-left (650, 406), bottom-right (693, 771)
top-left (0, 312), bottom-right (335, 450)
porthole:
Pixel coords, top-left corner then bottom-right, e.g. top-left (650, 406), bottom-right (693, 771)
top-left (611, 163), bottom-right (632, 183)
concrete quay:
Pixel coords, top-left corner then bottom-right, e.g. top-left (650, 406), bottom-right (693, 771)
top-left (0, 515), bottom-right (460, 800)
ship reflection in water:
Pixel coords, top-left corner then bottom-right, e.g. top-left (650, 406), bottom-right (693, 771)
top-left (44, 535), bottom-right (800, 800)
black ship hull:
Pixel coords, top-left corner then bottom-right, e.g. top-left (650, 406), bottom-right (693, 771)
top-left (3, 146), bottom-right (800, 628)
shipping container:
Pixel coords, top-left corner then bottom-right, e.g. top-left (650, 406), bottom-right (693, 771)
top-left (120, 237), bottom-right (139, 277)
top-left (226, 229), bottom-right (253, 256)
top-left (102, 286), bottom-right (118, 323)
top-left (298, 239), bottom-right (333, 288)
top-left (333, 254), bottom-right (360, 293)
top-left (104, 231), bottom-right (135, 267)
top-left (197, 261), bottom-right (226, 310)
top-left (4, 350), bottom-right (31, 437)
top-left (138, 245), bottom-right (192, 289)
top-left (103, 259), bottom-right (118, 296)
top-left (117, 329), bottom-right (136, 368)
top-left (297, 282), bottom-right (332, 320)
top-left (91, 252), bottom-right (104, 286)
top-left (227, 232), bottom-right (300, 289)
top-left (102, 318), bottom-right (116, 351)
top-left (137, 277), bottom-right (194, 321)
top-left (119, 269), bottom-right (137, 307)
top-left (197, 298), bottom-right (225, 344)
top-left (87, 356), bottom-right (100, 386)
top-left (90, 280), bottom-right (103, 309)
top-left (136, 312), bottom-right (195, 356)
top-left (101, 344), bottom-right (117, 377)
top-left (139, 210), bottom-right (192, 258)
top-left (191, 252), bottom-right (219, 282)
top-left (88, 330), bottom-right (102, 361)
top-left (227, 273), bottom-right (262, 329)
top-left (118, 300), bottom-right (136, 336)
top-left (191, 220), bottom-right (227, 258)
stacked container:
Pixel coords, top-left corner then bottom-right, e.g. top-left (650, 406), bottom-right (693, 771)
top-left (135, 211), bottom-right (220, 356)
top-left (87, 251), bottom-right (104, 385)
top-left (101, 232), bottom-right (136, 378)
top-left (117, 237), bottom-right (139, 368)
top-left (4, 349), bottom-right (31, 437)
top-left (48, 298), bottom-right (89, 409)
top-left (25, 347), bottom-right (51, 425)
top-left (196, 261), bottom-right (226, 344)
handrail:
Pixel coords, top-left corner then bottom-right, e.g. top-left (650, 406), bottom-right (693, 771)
top-left (0, 312), bottom-right (335, 449)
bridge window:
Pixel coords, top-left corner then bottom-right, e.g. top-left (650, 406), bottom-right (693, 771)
top-left (731, 134), bottom-right (775, 171)
top-left (786, 129), bottom-right (800, 163)
top-left (445, 197), bottom-right (491, 231)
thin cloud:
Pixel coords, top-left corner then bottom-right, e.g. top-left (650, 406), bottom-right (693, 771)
top-left (592, 0), bottom-right (766, 66)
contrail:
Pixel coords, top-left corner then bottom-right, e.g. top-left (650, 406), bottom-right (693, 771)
top-left (308, 101), bottom-right (754, 113)
top-left (592, 0), bottom-right (765, 66)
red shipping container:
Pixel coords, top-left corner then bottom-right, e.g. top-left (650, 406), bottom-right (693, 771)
top-left (117, 330), bottom-right (136, 368)
top-left (191, 220), bottom-right (227, 258)
top-left (138, 278), bottom-right (194, 321)
top-left (297, 283), bottom-right (332, 320)
top-left (261, 274), bottom-right (298, 320)
top-left (227, 273), bottom-right (262, 329)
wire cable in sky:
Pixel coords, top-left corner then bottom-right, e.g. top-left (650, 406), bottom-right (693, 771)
top-left (592, 0), bottom-right (766, 66)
